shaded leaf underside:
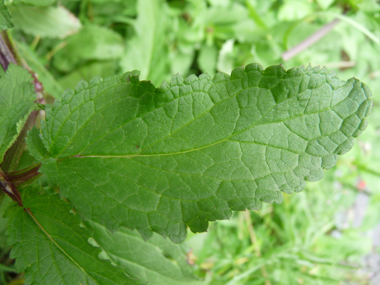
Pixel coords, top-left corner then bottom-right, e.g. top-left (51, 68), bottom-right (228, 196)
top-left (88, 221), bottom-right (205, 284)
top-left (36, 63), bottom-right (372, 243)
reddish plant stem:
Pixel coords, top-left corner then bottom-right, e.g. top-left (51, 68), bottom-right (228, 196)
top-left (7, 164), bottom-right (41, 187)
top-left (0, 169), bottom-right (23, 207)
top-left (0, 32), bottom-right (45, 206)
top-left (0, 32), bottom-right (16, 69)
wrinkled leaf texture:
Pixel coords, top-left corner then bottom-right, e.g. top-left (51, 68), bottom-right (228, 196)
top-left (31, 63), bottom-right (372, 243)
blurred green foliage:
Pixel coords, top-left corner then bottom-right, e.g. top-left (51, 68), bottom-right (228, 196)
top-left (2, 0), bottom-right (380, 284)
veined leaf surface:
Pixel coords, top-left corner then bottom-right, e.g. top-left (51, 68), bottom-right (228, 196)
top-left (34, 64), bottom-right (372, 243)
top-left (6, 186), bottom-right (139, 285)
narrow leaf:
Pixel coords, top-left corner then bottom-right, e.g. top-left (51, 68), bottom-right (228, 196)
top-left (88, 221), bottom-right (205, 285)
top-left (34, 64), bottom-right (372, 243)
top-left (0, 64), bottom-right (35, 164)
top-left (6, 186), bottom-right (139, 285)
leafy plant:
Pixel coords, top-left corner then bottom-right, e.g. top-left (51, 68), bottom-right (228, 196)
top-left (0, 0), bottom-right (378, 284)
top-left (0, 56), bottom-right (373, 284)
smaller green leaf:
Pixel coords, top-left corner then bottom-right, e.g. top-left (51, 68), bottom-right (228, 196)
top-left (10, 5), bottom-right (81, 38)
top-left (6, 185), bottom-right (140, 285)
top-left (88, 220), bottom-right (206, 285)
top-left (54, 25), bottom-right (124, 72)
top-left (0, 1), bottom-right (13, 30)
top-left (0, 64), bottom-right (35, 164)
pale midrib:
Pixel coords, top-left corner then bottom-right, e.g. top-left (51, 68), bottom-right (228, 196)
top-left (71, 89), bottom-right (356, 160)
top-left (55, 69), bottom-right (306, 158)
top-left (26, 209), bottom-right (102, 285)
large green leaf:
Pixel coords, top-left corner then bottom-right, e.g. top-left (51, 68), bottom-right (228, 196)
top-left (88, 221), bottom-right (205, 285)
top-left (33, 64), bottom-right (372, 243)
top-left (0, 64), bottom-right (35, 164)
top-left (0, 1), bottom-right (13, 30)
top-left (6, 186), bottom-right (139, 284)
top-left (10, 5), bottom-right (81, 38)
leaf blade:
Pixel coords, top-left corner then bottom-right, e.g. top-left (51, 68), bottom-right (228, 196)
top-left (36, 64), bottom-right (372, 242)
